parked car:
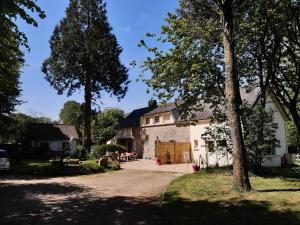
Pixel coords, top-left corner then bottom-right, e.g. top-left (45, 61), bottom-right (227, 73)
top-left (0, 149), bottom-right (10, 171)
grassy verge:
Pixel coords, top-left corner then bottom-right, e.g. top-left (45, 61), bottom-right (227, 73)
top-left (162, 165), bottom-right (300, 225)
top-left (10, 159), bottom-right (119, 176)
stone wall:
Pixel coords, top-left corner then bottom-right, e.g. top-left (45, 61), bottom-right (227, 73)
top-left (141, 124), bottom-right (190, 159)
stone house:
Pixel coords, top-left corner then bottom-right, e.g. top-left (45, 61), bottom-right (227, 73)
top-left (113, 89), bottom-right (289, 167)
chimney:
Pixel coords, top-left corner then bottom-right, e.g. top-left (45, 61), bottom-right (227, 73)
top-left (148, 100), bottom-right (157, 109)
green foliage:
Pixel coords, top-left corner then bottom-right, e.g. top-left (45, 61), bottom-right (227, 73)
top-left (0, 0), bottom-right (45, 119)
top-left (0, 113), bottom-right (52, 144)
top-left (202, 105), bottom-right (279, 172)
top-left (42, 0), bottom-right (129, 151)
top-left (59, 101), bottom-right (83, 136)
top-left (109, 160), bottom-right (120, 170)
top-left (91, 144), bottom-right (127, 159)
top-left (80, 160), bottom-right (104, 173)
top-left (92, 108), bottom-right (125, 144)
top-left (287, 121), bottom-right (300, 150)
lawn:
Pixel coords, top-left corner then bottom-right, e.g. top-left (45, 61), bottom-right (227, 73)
top-left (162, 164), bottom-right (300, 225)
top-left (10, 159), bottom-right (109, 176)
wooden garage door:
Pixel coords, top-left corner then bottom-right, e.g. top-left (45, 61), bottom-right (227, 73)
top-left (156, 141), bottom-right (191, 164)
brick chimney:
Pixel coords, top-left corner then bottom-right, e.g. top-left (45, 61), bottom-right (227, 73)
top-left (148, 100), bottom-right (157, 109)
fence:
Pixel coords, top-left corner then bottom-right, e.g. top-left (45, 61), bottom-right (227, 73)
top-left (156, 141), bottom-right (191, 164)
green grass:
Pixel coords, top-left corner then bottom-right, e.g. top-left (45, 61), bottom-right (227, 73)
top-left (162, 166), bottom-right (300, 225)
top-left (11, 159), bottom-right (106, 176)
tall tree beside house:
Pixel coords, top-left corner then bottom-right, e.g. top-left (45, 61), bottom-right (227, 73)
top-left (140, 0), bottom-right (251, 191)
top-left (59, 101), bottom-right (83, 136)
top-left (42, 0), bottom-right (129, 152)
top-left (238, 0), bottom-right (300, 136)
top-left (92, 108), bottom-right (125, 145)
top-left (0, 0), bottom-right (45, 139)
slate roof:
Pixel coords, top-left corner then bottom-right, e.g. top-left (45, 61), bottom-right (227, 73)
top-left (26, 123), bottom-right (79, 141)
top-left (117, 107), bottom-right (153, 128)
top-left (118, 88), bottom-right (261, 128)
top-left (144, 103), bottom-right (177, 116)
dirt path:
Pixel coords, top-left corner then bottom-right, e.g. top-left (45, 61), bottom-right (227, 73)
top-left (0, 169), bottom-right (181, 225)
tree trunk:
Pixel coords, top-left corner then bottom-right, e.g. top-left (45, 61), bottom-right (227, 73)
top-left (290, 106), bottom-right (300, 139)
top-left (83, 76), bottom-right (92, 152)
top-left (222, 2), bottom-right (251, 191)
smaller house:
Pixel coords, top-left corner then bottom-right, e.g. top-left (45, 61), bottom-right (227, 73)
top-left (24, 123), bottom-right (79, 156)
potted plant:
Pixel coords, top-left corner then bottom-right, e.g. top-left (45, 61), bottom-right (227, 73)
top-left (155, 158), bottom-right (161, 165)
top-left (192, 161), bottom-right (200, 172)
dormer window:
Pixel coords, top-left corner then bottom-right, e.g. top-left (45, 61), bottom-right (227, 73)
top-left (154, 116), bottom-right (160, 123)
top-left (145, 117), bottom-right (150, 125)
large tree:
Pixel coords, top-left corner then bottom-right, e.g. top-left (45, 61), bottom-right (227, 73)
top-left (42, 0), bottom-right (129, 152)
top-left (0, 0), bottom-right (45, 117)
top-left (240, 0), bottom-right (300, 135)
top-left (140, 0), bottom-right (252, 190)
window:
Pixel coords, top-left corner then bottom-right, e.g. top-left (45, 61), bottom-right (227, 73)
top-left (217, 140), bottom-right (227, 147)
top-left (145, 117), bottom-right (150, 125)
top-left (154, 116), bottom-right (160, 123)
top-left (266, 142), bottom-right (276, 155)
top-left (194, 140), bottom-right (199, 149)
top-left (206, 141), bottom-right (215, 152)
top-left (163, 114), bottom-right (170, 122)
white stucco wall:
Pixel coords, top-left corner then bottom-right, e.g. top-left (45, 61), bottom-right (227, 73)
top-left (189, 94), bottom-right (287, 168)
top-left (265, 95), bottom-right (288, 156)
top-left (189, 121), bottom-right (233, 167)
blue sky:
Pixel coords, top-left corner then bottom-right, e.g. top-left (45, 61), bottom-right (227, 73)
top-left (16, 0), bottom-right (178, 120)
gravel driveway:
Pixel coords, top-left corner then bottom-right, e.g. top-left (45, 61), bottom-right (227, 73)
top-left (0, 169), bottom-right (181, 225)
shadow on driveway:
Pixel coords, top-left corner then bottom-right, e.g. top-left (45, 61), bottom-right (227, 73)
top-left (0, 182), bottom-right (169, 225)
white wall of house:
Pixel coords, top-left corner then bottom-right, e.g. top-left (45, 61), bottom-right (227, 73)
top-left (31, 140), bottom-right (78, 154)
top-left (190, 121), bottom-right (233, 168)
top-left (189, 94), bottom-right (288, 168)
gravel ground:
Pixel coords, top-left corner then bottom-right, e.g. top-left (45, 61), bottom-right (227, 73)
top-left (0, 169), bottom-right (181, 225)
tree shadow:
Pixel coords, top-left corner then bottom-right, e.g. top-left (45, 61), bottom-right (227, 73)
top-left (163, 191), bottom-right (300, 225)
top-left (258, 164), bottom-right (300, 179)
top-left (256, 188), bottom-right (300, 192)
top-left (0, 182), bottom-right (168, 225)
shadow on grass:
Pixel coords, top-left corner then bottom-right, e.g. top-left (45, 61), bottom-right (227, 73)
top-left (0, 182), bottom-right (168, 225)
top-left (257, 188), bottom-right (300, 192)
top-left (258, 164), bottom-right (300, 179)
top-left (163, 191), bottom-right (300, 225)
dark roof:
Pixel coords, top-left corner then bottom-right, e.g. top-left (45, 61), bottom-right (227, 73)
top-left (186, 88), bottom-right (261, 121)
top-left (26, 123), bottom-right (79, 141)
top-left (144, 103), bottom-right (177, 116)
top-left (118, 88), bottom-right (261, 128)
top-left (118, 107), bottom-right (153, 128)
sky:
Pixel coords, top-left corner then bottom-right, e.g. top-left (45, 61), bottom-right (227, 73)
top-left (16, 0), bottom-right (179, 120)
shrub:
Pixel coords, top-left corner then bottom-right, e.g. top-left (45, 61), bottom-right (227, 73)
top-left (80, 160), bottom-right (104, 173)
top-left (91, 144), bottom-right (127, 159)
top-left (109, 160), bottom-right (121, 170)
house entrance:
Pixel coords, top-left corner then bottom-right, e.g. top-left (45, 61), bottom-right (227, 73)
top-left (117, 138), bottom-right (133, 152)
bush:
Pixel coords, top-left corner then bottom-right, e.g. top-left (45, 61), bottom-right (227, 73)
top-left (91, 144), bottom-right (127, 159)
top-left (80, 160), bottom-right (104, 173)
top-left (109, 160), bottom-right (121, 170)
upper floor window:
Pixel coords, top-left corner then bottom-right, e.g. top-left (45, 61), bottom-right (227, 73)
top-left (163, 114), bottom-right (170, 122)
top-left (145, 117), bottom-right (150, 125)
top-left (154, 116), bottom-right (160, 123)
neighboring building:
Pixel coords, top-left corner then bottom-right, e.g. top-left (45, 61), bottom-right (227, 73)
top-left (24, 123), bottom-right (79, 156)
top-left (113, 89), bottom-right (289, 167)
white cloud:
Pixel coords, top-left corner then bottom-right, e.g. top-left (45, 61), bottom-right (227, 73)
top-left (118, 26), bottom-right (131, 32)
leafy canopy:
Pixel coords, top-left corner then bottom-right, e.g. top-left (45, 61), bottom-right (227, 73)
top-left (42, 0), bottom-right (129, 100)
top-left (92, 108), bottom-right (125, 144)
